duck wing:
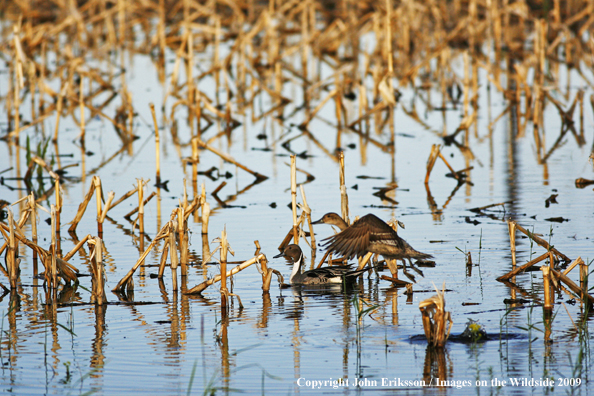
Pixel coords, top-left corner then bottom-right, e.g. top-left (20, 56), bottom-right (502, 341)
top-left (322, 214), bottom-right (399, 259)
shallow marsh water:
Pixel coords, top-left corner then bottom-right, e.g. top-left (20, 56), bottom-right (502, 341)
top-left (1, 5), bottom-right (594, 395)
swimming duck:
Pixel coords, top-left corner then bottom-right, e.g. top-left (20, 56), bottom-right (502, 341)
top-left (312, 212), bottom-right (433, 265)
top-left (274, 244), bottom-right (367, 285)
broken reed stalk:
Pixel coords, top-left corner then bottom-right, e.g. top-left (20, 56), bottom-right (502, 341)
top-left (508, 220), bottom-right (517, 269)
top-left (150, 103), bottom-right (161, 184)
top-left (579, 259), bottom-right (588, 294)
top-left (0, 221), bottom-right (79, 284)
top-left (112, 223), bottom-right (170, 292)
top-left (290, 155), bottom-right (298, 244)
top-left (497, 251), bottom-right (549, 281)
top-left (425, 144), bottom-right (440, 184)
top-left (380, 274), bottom-right (411, 286)
top-left (201, 195), bottom-right (211, 261)
top-left (169, 219), bottom-right (179, 291)
top-left (110, 184), bottom-right (141, 210)
top-left (510, 221), bottom-right (571, 262)
top-left (220, 228), bottom-right (229, 307)
top-left (89, 237), bottom-right (106, 305)
top-left (356, 251), bottom-right (374, 271)
top-left (549, 257), bottom-right (594, 305)
top-left (386, 258), bottom-right (399, 280)
top-left (98, 191), bottom-right (115, 229)
top-left (50, 204), bottom-right (57, 288)
top-left (194, 137), bottom-right (268, 181)
top-left (419, 283), bottom-right (452, 347)
top-left (541, 265), bottom-right (553, 310)
top-left (123, 191), bottom-right (156, 219)
top-left (54, 178), bottom-right (62, 251)
top-left (177, 207), bottom-right (188, 276)
top-left (158, 239), bottom-right (169, 278)
top-left (138, 178), bottom-right (144, 234)
top-left (62, 234), bottom-right (92, 261)
top-left (254, 241), bottom-right (282, 292)
top-left (339, 151), bottom-right (349, 225)
top-left (69, 176), bottom-right (98, 232)
top-left (94, 176), bottom-right (103, 234)
top-left (186, 254), bottom-right (268, 295)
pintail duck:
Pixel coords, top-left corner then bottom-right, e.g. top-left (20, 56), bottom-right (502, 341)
top-left (312, 212), bottom-right (433, 265)
top-left (274, 244), bottom-right (367, 285)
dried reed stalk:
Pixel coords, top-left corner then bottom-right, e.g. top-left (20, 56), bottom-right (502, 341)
top-left (186, 254), bottom-right (268, 295)
top-left (0, 220), bottom-right (78, 284)
top-left (50, 204), bottom-right (57, 287)
top-left (549, 258), bottom-right (594, 305)
top-left (88, 237), bottom-right (106, 305)
top-left (123, 191), bottom-right (156, 219)
top-left (579, 259), bottom-right (588, 294)
top-left (356, 252), bottom-right (374, 271)
top-left (380, 275), bottom-right (411, 286)
top-left (508, 220), bottom-right (517, 269)
top-left (497, 252), bottom-right (549, 281)
top-left (425, 144), bottom-right (440, 184)
top-left (158, 239), bottom-right (169, 278)
top-left (112, 223), bottom-right (170, 292)
top-left (138, 178), bottom-right (144, 234)
top-left (419, 283), bottom-right (452, 347)
top-left (194, 137), bottom-right (267, 181)
top-left (541, 265), bottom-right (553, 310)
top-left (94, 176), bottom-right (103, 234)
top-left (177, 207), bottom-right (188, 276)
top-left (98, 191), bottom-right (115, 226)
top-left (109, 184), bottom-right (140, 210)
top-left (299, 88), bottom-right (338, 128)
top-left (69, 176), bottom-right (98, 232)
top-left (510, 221), bottom-right (571, 262)
top-left (201, 201), bottom-right (211, 265)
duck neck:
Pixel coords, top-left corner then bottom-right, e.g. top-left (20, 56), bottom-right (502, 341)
top-left (335, 218), bottom-right (348, 231)
top-left (289, 253), bottom-right (303, 283)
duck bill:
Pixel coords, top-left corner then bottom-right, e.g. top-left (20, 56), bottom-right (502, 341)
top-left (311, 217), bottom-right (324, 224)
top-left (273, 252), bottom-right (285, 259)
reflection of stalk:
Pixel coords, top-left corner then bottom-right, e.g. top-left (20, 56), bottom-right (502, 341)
top-left (150, 103), bottom-right (161, 184)
top-left (220, 229), bottom-right (228, 308)
top-left (169, 219), bottom-right (178, 291)
top-left (338, 151), bottom-right (349, 225)
top-left (29, 194), bottom-right (38, 275)
top-left (290, 155), bottom-right (298, 244)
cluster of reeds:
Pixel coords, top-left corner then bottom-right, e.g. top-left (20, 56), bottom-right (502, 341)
top-left (1, 0), bottom-right (593, 354)
top-left (0, 192), bottom-right (79, 292)
top-left (2, 0), bottom-right (591, 169)
top-left (499, 220), bottom-right (593, 308)
top-left (496, 220), bottom-right (593, 345)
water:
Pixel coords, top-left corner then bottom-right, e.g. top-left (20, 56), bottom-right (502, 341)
top-left (1, 11), bottom-right (594, 395)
